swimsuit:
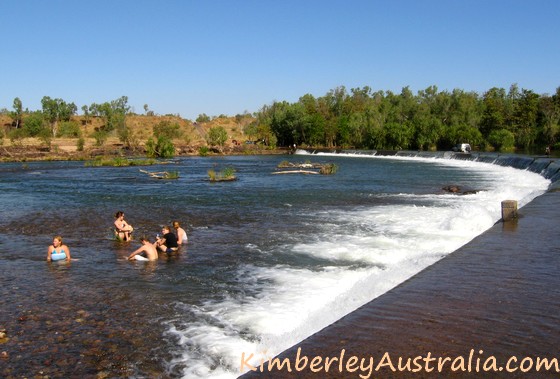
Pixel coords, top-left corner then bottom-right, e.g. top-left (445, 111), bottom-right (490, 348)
top-left (51, 248), bottom-right (67, 261)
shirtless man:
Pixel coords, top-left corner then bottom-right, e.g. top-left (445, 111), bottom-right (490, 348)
top-left (127, 237), bottom-right (159, 261)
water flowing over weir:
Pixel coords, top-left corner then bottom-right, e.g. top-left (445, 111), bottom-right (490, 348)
top-left (300, 148), bottom-right (560, 183)
top-left (240, 151), bottom-right (560, 379)
top-left (0, 152), bottom-right (555, 378)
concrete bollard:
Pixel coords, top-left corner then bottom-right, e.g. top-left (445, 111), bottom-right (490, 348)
top-left (501, 200), bottom-right (518, 221)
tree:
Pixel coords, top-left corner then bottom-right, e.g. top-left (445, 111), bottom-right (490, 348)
top-left (488, 129), bottom-right (515, 152)
top-left (480, 87), bottom-right (507, 137)
top-left (10, 97), bottom-right (23, 128)
top-left (81, 105), bottom-right (91, 125)
top-left (22, 111), bottom-right (46, 137)
top-left (196, 113), bottom-right (210, 123)
top-left (538, 90), bottom-right (560, 145)
top-left (41, 96), bottom-right (77, 137)
top-left (512, 89), bottom-right (539, 149)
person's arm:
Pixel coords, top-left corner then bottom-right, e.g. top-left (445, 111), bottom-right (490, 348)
top-left (122, 221), bottom-right (133, 232)
top-left (65, 245), bottom-right (71, 261)
top-left (47, 246), bottom-right (53, 262)
top-left (156, 235), bottom-right (165, 246)
top-left (128, 245), bottom-right (145, 260)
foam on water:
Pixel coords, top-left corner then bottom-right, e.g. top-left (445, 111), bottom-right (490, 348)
top-left (163, 154), bottom-right (550, 378)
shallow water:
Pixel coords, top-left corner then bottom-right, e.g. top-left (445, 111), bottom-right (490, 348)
top-left (0, 154), bottom-right (549, 378)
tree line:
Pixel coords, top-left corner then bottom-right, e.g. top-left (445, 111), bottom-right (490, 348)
top-left (251, 84), bottom-right (560, 152)
top-left (3, 84), bottom-right (560, 153)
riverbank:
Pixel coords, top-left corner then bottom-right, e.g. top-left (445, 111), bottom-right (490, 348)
top-left (240, 187), bottom-right (560, 378)
top-left (0, 140), bottom-right (287, 162)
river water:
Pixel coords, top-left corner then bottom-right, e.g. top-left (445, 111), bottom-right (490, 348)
top-left (0, 153), bottom-right (550, 378)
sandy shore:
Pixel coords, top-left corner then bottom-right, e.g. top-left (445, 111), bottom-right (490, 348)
top-left (241, 188), bottom-right (560, 378)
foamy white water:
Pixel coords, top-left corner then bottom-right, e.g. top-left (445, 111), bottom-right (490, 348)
top-left (163, 154), bottom-right (550, 378)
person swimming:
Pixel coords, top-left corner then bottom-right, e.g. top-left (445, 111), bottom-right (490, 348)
top-left (47, 235), bottom-right (71, 262)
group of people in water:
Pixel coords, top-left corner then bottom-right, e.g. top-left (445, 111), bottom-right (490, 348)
top-left (46, 211), bottom-right (188, 262)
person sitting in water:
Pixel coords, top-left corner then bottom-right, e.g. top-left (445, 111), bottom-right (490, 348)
top-left (128, 237), bottom-right (159, 261)
top-left (173, 221), bottom-right (188, 245)
top-left (156, 226), bottom-right (178, 253)
top-left (114, 211), bottom-right (134, 241)
top-left (47, 235), bottom-right (71, 262)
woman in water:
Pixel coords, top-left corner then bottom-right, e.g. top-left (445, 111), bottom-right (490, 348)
top-left (173, 221), bottom-right (188, 245)
top-left (47, 235), bottom-right (71, 262)
top-left (114, 211), bottom-right (134, 241)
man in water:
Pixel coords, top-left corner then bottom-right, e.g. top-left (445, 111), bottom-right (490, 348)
top-left (127, 237), bottom-right (159, 261)
top-left (156, 225), bottom-right (179, 253)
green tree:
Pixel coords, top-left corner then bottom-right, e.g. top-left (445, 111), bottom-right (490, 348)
top-left (41, 96), bottom-right (77, 137)
top-left (22, 111), bottom-right (46, 137)
top-left (196, 113), bottom-right (210, 123)
top-left (512, 89), bottom-right (539, 149)
top-left (10, 97), bottom-right (23, 128)
top-left (243, 121), bottom-right (258, 141)
top-left (81, 105), bottom-right (90, 124)
top-left (538, 88), bottom-right (560, 145)
top-left (90, 96), bottom-right (130, 132)
top-left (488, 129), bottom-right (515, 152)
top-left (480, 87), bottom-right (507, 137)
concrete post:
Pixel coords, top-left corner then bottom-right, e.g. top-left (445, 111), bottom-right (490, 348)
top-left (501, 200), bottom-right (518, 221)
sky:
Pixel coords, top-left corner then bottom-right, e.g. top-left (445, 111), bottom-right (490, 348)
top-left (1, 0), bottom-right (559, 120)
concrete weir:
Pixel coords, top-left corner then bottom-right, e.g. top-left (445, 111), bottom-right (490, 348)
top-left (241, 151), bottom-right (560, 379)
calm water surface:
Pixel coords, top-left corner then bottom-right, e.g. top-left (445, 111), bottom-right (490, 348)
top-left (0, 154), bottom-right (549, 378)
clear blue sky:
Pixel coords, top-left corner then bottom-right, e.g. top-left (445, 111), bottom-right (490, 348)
top-left (1, 0), bottom-right (559, 120)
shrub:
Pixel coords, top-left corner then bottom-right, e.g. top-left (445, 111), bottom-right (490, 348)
top-left (38, 128), bottom-right (52, 150)
top-left (206, 126), bottom-right (228, 146)
top-left (145, 136), bottom-right (175, 158)
top-left (8, 128), bottom-right (26, 146)
top-left (198, 146), bottom-right (209, 156)
top-left (92, 130), bottom-right (108, 146)
top-left (319, 163), bottom-right (338, 175)
top-left (153, 120), bottom-right (182, 139)
top-left (57, 121), bottom-right (81, 138)
top-left (207, 166), bottom-right (236, 181)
